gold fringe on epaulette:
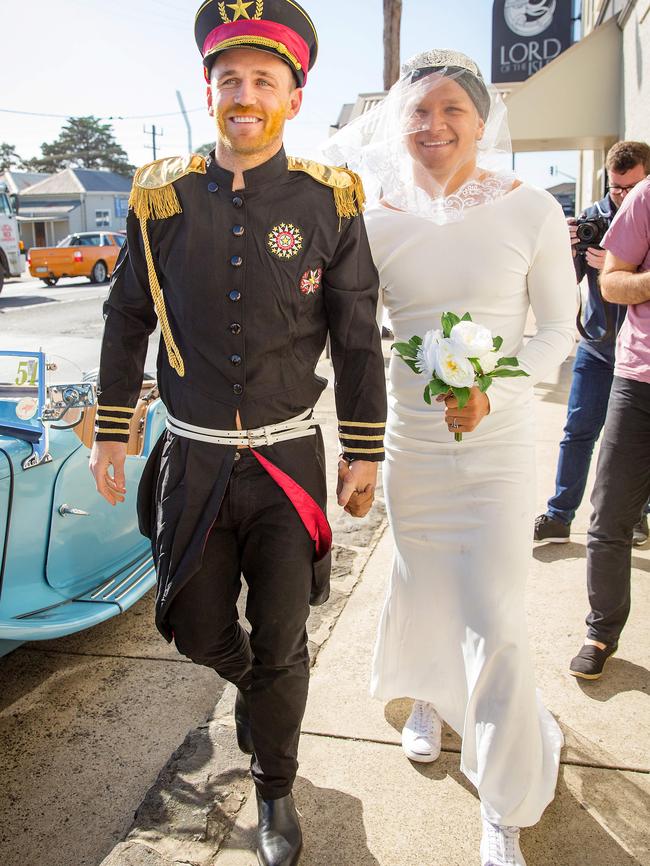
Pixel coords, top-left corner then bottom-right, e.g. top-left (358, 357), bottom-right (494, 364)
top-left (333, 171), bottom-right (366, 219)
top-left (129, 183), bottom-right (183, 221)
top-left (138, 216), bottom-right (185, 377)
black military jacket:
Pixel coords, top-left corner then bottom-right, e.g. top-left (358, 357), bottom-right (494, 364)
top-left (95, 147), bottom-right (387, 639)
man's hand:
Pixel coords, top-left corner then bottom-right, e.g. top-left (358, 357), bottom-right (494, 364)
top-left (89, 441), bottom-right (128, 506)
top-left (567, 217), bottom-right (578, 258)
top-left (585, 246), bottom-right (606, 271)
top-left (337, 459), bottom-right (378, 518)
top-left (437, 387), bottom-right (490, 435)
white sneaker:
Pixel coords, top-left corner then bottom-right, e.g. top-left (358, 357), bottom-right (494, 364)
top-left (401, 700), bottom-right (441, 763)
top-left (480, 818), bottom-right (526, 866)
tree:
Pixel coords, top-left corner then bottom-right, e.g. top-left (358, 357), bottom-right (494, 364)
top-left (29, 117), bottom-right (134, 176)
top-left (0, 142), bottom-right (24, 172)
top-left (383, 0), bottom-right (402, 90)
top-left (195, 141), bottom-right (214, 158)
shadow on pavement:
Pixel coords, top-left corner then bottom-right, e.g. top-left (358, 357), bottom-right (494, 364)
top-left (295, 777), bottom-right (381, 866)
top-left (575, 657), bottom-right (650, 702)
top-left (0, 296), bottom-right (56, 311)
top-left (529, 763), bottom-right (650, 866)
top-left (533, 540), bottom-right (650, 573)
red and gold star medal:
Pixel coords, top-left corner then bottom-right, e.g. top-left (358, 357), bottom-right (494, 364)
top-left (267, 222), bottom-right (303, 259)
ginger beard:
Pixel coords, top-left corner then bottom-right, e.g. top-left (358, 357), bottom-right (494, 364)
top-left (215, 101), bottom-right (290, 156)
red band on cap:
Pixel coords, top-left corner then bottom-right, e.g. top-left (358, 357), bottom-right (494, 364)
top-left (202, 20), bottom-right (310, 84)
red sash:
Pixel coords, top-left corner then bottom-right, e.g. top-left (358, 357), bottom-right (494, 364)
top-left (249, 449), bottom-right (332, 560)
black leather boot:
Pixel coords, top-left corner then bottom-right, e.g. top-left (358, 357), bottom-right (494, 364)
top-left (256, 791), bottom-right (303, 866)
top-left (234, 689), bottom-right (254, 755)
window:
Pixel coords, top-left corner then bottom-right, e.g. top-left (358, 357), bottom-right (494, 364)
top-left (113, 234), bottom-right (126, 248)
top-left (0, 194), bottom-right (12, 216)
top-left (78, 234), bottom-right (101, 246)
top-left (95, 209), bottom-right (110, 228)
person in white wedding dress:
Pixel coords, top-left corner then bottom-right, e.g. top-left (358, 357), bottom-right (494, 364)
top-left (326, 51), bottom-right (576, 866)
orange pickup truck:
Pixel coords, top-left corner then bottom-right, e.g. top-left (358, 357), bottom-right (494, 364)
top-left (28, 231), bottom-right (125, 286)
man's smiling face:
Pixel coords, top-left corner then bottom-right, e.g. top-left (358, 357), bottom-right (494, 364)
top-left (404, 75), bottom-right (484, 183)
top-left (208, 48), bottom-right (302, 157)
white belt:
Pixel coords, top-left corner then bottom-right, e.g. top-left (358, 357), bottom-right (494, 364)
top-left (166, 409), bottom-right (317, 447)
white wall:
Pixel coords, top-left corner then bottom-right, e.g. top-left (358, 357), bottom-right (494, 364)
top-left (83, 194), bottom-right (128, 232)
top-left (622, 5), bottom-right (650, 143)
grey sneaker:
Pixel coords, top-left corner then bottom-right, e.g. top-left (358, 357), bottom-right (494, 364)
top-left (633, 515), bottom-right (649, 547)
top-left (534, 514), bottom-right (570, 543)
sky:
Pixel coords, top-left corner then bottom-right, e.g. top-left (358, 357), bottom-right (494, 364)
top-left (1, 0), bottom-right (578, 188)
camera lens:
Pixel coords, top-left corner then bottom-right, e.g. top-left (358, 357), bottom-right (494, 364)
top-left (576, 223), bottom-right (597, 243)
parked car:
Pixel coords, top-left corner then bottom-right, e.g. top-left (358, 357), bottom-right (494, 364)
top-left (0, 349), bottom-right (165, 657)
top-left (27, 231), bottom-right (126, 286)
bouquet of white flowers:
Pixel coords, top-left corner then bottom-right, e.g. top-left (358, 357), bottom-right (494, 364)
top-left (392, 312), bottom-right (529, 441)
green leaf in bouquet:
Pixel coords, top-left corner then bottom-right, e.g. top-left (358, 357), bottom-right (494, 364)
top-left (441, 312), bottom-right (461, 338)
top-left (489, 368), bottom-right (529, 378)
top-left (477, 374), bottom-right (492, 392)
top-left (496, 356), bottom-right (519, 367)
top-left (428, 378), bottom-right (449, 397)
top-left (392, 341), bottom-right (418, 359)
top-left (469, 357), bottom-right (483, 374)
top-left (461, 312), bottom-right (472, 322)
top-left (493, 335), bottom-right (504, 351)
top-left (411, 335), bottom-right (423, 347)
top-left (403, 358), bottom-right (420, 374)
top-left (423, 385), bottom-right (432, 405)
top-left (452, 386), bottom-right (471, 409)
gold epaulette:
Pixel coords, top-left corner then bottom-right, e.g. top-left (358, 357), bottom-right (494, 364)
top-left (287, 156), bottom-right (366, 219)
top-left (128, 155), bottom-right (206, 379)
top-left (128, 154), bottom-right (207, 221)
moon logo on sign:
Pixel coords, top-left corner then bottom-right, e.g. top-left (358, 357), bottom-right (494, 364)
top-left (504, 0), bottom-right (556, 36)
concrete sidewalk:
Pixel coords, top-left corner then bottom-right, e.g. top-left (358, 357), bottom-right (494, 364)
top-left (102, 353), bottom-right (650, 866)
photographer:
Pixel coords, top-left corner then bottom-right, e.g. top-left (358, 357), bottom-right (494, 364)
top-left (570, 174), bottom-right (650, 679)
top-left (535, 141), bottom-right (650, 545)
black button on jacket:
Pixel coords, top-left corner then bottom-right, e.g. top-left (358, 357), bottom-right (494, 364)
top-left (95, 148), bottom-right (387, 639)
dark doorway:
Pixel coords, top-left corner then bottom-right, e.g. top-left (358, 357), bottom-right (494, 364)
top-left (34, 222), bottom-right (46, 247)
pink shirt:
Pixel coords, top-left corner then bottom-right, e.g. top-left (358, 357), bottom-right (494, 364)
top-left (603, 177), bottom-right (650, 384)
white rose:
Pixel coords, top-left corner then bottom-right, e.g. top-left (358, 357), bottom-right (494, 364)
top-left (479, 350), bottom-right (502, 374)
top-left (416, 329), bottom-right (442, 379)
top-left (435, 338), bottom-right (476, 389)
top-left (449, 320), bottom-right (494, 358)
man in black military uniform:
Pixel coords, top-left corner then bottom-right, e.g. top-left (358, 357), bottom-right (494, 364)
top-left (89, 2), bottom-right (386, 864)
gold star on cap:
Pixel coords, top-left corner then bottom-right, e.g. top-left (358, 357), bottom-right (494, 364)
top-left (226, 0), bottom-right (254, 20)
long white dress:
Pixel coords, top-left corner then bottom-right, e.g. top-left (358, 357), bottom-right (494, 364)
top-left (366, 183), bottom-right (576, 828)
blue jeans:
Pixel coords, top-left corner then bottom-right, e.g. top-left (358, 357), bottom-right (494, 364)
top-left (547, 345), bottom-right (648, 524)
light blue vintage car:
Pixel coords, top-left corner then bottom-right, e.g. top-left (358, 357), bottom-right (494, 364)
top-left (0, 349), bottom-right (165, 657)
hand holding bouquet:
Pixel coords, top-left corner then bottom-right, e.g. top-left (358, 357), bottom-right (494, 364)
top-left (392, 312), bottom-right (529, 441)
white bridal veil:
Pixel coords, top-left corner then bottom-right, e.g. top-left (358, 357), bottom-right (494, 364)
top-left (323, 49), bottom-right (516, 224)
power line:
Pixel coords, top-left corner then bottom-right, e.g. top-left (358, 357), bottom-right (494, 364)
top-left (0, 106), bottom-right (205, 121)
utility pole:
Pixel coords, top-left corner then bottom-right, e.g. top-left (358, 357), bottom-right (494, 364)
top-left (383, 0), bottom-right (402, 90)
top-left (176, 90), bottom-right (193, 154)
top-left (144, 124), bottom-right (163, 160)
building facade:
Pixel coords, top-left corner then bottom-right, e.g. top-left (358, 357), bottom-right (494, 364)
top-left (11, 169), bottom-right (131, 249)
top-left (504, 0), bottom-right (649, 212)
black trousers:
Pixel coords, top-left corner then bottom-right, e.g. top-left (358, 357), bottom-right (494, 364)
top-left (167, 448), bottom-right (314, 799)
top-left (586, 376), bottom-right (650, 644)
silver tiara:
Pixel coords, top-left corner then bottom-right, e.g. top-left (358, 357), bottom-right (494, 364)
top-left (401, 49), bottom-right (484, 81)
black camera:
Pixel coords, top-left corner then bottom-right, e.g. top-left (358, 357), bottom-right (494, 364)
top-left (575, 215), bottom-right (609, 253)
